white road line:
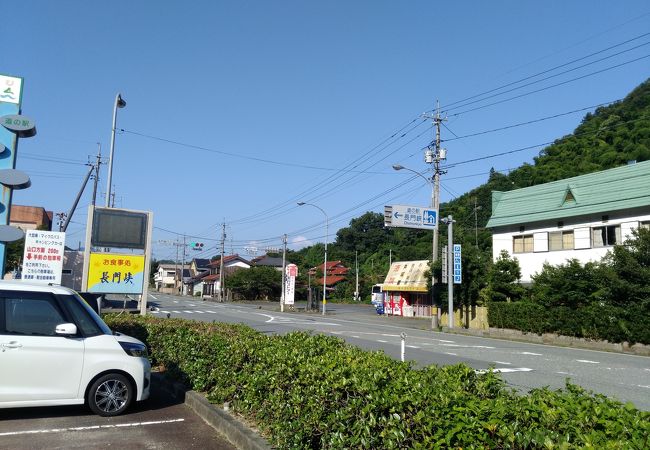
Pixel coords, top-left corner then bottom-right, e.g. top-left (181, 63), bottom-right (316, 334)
top-left (556, 371), bottom-right (573, 375)
top-left (638, 385), bottom-right (650, 389)
top-left (381, 334), bottom-right (399, 337)
top-left (440, 343), bottom-right (461, 347)
top-left (148, 294), bottom-right (158, 300)
top-left (194, 311), bottom-right (204, 314)
top-left (405, 345), bottom-right (420, 349)
top-left (182, 310), bottom-right (194, 314)
top-left (471, 345), bottom-right (495, 349)
top-left (576, 359), bottom-right (600, 364)
top-left (377, 339), bottom-right (388, 343)
top-left (206, 310), bottom-right (217, 313)
top-left (477, 367), bottom-right (533, 374)
top-left (150, 311), bottom-right (159, 314)
top-left (351, 335), bottom-right (360, 338)
top-left (493, 361), bottom-right (512, 365)
top-left (437, 339), bottom-right (455, 343)
top-left (0, 419), bottom-right (186, 437)
top-left (189, 304), bottom-right (196, 307)
top-left (172, 310), bottom-right (181, 313)
top-left (173, 301), bottom-right (178, 303)
top-left (519, 352), bottom-right (542, 356)
top-left (444, 352), bottom-right (457, 356)
top-left (160, 310), bottom-right (170, 314)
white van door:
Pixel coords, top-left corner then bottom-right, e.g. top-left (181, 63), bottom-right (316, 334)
top-left (0, 293), bottom-right (84, 403)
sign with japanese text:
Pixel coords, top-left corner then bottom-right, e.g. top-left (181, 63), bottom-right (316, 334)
top-left (21, 230), bottom-right (65, 284)
top-left (0, 75), bottom-right (22, 105)
top-left (284, 263), bottom-right (298, 305)
top-left (87, 253), bottom-right (145, 294)
top-left (384, 204), bottom-right (437, 230)
top-left (453, 244), bottom-right (462, 284)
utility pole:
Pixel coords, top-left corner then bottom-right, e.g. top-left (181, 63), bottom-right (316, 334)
top-left (181, 234), bottom-right (186, 296)
top-left (354, 250), bottom-right (359, 301)
top-left (474, 198), bottom-right (482, 249)
top-left (91, 143), bottom-right (102, 206)
top-left (441, 215), bottom-right (456, 329)
top-left (219, 222), bottom-right (226, 302)
top-left (423, 101), bottom-right (447, 328)
top-left (280, 234), bottom-right (287, 312)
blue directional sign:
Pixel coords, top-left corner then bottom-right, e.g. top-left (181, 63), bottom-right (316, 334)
top-left (384, 204), bottom-right (438, 230)
top-left (453, 244), bottom-right (461, 284)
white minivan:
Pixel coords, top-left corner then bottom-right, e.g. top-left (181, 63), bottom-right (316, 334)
top-left (0, 281), bottom-right (150, 416)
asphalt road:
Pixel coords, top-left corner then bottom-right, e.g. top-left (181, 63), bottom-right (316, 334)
top-left (0, 373), bottom-right (236, 450)
top-left (143, 293), bottom-right (650, 411)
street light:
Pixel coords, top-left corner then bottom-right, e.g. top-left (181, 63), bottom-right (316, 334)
top-left (105, 93), bottom-right (126, 207)
top-left (393, 163), bottom-right (440, 328)
top-left (297, 201), bottom-right (328, 316)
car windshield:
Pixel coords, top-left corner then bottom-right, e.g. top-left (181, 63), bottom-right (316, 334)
top-left (70, 292), bottom-right (112, 335)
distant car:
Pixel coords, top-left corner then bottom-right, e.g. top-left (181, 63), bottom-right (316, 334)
top-left (0, 281), bottom-right (150, 416)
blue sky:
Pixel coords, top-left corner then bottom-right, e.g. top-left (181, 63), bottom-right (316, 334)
top-left (4, 1), bottom-right (650, 261)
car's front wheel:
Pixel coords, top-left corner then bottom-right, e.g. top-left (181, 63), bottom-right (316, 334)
top-left (87, 373), bottom-right (133, 416)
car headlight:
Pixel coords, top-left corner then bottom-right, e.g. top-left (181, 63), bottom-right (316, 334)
top-left (119, 341), bottom-right (148, 358)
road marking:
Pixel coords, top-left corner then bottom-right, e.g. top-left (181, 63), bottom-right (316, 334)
top-left (172, 310), bottom-right (181, 313)
top-left (638, 385), bottom-right (650, 389)
top-left (189, 304), bottom-right (196, 307)
top-left (206, 310), bottom-right (217, 313)
top-left (173, 301), bottom-right (178, 303)
top-left (471, 345), bottom-right (495, 349)
top-left (0, 419), bottom-right (186, 436)
top-left (576, 359), bottom-right (600, 364)
top-left (148, 294), bottom-right (158, 300)
top-left (182, 310), bottom-right (194, 314)
top-left (150, 311), bottom-right (159, 314)
top-left (477, 367), bottom-right (533, 374)
top-left (556, 371), bottom-right (573, 375)
top-left (351, 335), bottom-right (360, 338)
top-left (519, 352), bottom-right (542, 356)
top-left (160, 310), bottom-right (170, 314)
top-left (444, 352), bottom-right (457, 356)
top-left (493, 361), bottom-right (512, 365)
top-left (193, 310), bottom-right (204, 314)
top-left (405, 345), bottom-right (420, 349)
top-left (377, 339), bottom-right (388, 343)
top-left (440, 343), bottom-right (461, 347)
top-left (437, 339), bottom-right (456, 343)
top-left (381, 333), bottom-right (399, 337)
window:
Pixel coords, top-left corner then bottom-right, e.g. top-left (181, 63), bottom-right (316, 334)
top-left (592, 225), bottom-right (621, 247)
top-left (641, 221), bottom-right (650, 230)
top-left (549, 230), bottom-right (574, 251)
top-left (63, 294), bottom-right (104, 336)
top-left (2, 293), bottom-right (66, 336)
top-left (513, 234), bottom-right (533, 253)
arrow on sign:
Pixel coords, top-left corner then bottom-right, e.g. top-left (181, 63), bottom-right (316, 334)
top-left (394, 212), bottom-right (402, 219)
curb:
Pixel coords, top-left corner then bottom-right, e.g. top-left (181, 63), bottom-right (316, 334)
top-left (155, 373), bottom-right (272, 450)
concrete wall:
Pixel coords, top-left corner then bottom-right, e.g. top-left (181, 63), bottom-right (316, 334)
top-left (435, 306), bottom-right (489, 330)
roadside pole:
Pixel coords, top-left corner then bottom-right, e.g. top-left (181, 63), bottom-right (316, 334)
top-left (442, 215), bottom-right (455, 329)
top-left (280, 234), bottom-right (287, 312)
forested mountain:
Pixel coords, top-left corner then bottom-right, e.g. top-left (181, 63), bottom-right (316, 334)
top-left (289, 78), bottom-right (650, 302)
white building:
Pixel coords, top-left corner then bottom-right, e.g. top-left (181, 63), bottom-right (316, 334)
top-left (486, 161), bottom-right (650, 283)
top-left (154, 263), bottom-right (190, 294)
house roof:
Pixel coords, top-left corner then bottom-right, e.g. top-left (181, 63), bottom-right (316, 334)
top-left (202, 274), bottom-right (220, 282)
top-left (486, 161), bottom-right (650, 228)
top-left (382, 260), bottom-right (430, 293)
top-left (310, 260), bottom-right (346, 271)
top-left (158, 264), bottom-right (190, 270)
top-left (208, 254), bottom-right (251, 268)
top-left (191, 258), bottom-right (211, 270)
top-left (314, 275), bottom-right (347, 287)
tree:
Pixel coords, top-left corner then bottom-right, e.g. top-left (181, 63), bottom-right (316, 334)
top-left (599, 227), bottom-right (650, 307)
top-left (530, 259), bottom-right (603, 309)
top-left (225, 266), bottom-right (281, 300)
top-left (481, 250), bottom-right (526, 302)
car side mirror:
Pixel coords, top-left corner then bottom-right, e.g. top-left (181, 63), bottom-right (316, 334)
top-left (55, 323), bottom-right (78, 336)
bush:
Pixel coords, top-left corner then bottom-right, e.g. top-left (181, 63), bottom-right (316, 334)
top-left (488, 301), bottom-right (649, 344)
top-left (105, 315), bottom-right (649, 449)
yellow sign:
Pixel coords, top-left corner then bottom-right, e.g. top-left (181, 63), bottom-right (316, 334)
top-left (382, 260), bottom-right (430, 293)
top-left (87, 253), bottom-right (145, 294)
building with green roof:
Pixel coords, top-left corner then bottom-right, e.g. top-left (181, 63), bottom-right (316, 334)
top-left (486, 160), bottom-right (650, 282)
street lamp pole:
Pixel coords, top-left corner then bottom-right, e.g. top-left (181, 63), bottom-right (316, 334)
top-left (392, 164), bottom-right (439, 328)
top-left (297, 202), bottom-right (328, 316)
top-left (105, 93), bottom-right (126, 207)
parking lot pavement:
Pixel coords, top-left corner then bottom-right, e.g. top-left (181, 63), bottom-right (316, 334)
top-left (0, 375), bottom-right (236, 450)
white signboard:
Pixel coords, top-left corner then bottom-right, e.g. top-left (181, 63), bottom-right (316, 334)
top-left (284, 263), bottom-right (298, 305)
top-left (0, 74), bottom-right (22, 105)
top-left (21, 230), bottom-right (65, 284)
top-left (384, 204), bottom-right (437, 230)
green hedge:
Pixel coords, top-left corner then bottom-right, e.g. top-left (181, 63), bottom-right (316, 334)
top-left (488, 301), bottom-right (650, 344)
top-left (105, 315), bottom-right (649, 449)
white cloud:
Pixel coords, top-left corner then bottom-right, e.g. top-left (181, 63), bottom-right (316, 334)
top-left (291, 236), bottom-right (312, 250)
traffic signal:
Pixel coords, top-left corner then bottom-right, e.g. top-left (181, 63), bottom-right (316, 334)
top-left (190, 242), bottom-right (204, 251)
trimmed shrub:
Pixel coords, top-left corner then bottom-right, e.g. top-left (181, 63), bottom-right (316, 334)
top-left (106, 315), bottom-right (649, 449)
top-left (488, 301), bottom-right (649, 344)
